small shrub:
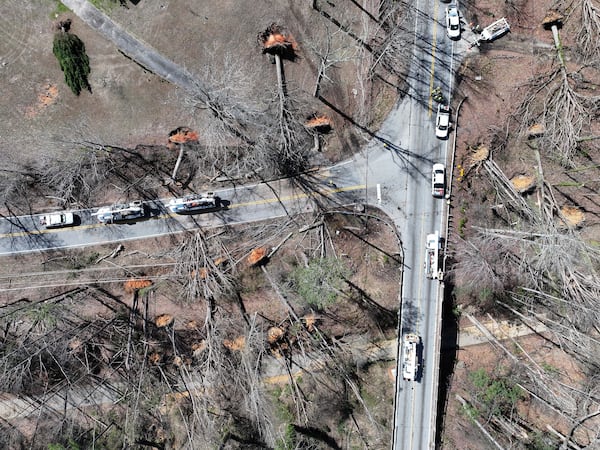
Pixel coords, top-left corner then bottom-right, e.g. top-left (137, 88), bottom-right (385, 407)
top-left (458, 217), bottom-right (468, 238)
top-left (469, 368), bottom-right (524, 417)
top-left (292, 257), bottom-right (350, 309)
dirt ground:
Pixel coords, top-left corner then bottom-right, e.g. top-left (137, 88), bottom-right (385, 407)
top-left (1, 0), bottom-right (394, 176)
top-left (3, 0), bottom-right (599, 447)
top-left (0, 210), bottom-right (400, 448)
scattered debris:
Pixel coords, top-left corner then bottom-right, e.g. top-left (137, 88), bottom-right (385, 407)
top-left (124, 279), bottom-right (153, 293)
top-left (247, 247), bottom-right (268, 266)
top-left (510, 174), bottom-right (536, 194)
top-left (96, 244), bottom-right (125, 264)
top-left (155, 314), bottom-right (174, 328)
top-left (25, 83), bottom-right (59, 118)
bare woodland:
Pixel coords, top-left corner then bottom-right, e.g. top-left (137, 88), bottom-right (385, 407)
top-left (0, 1), bottom-right (410, 449)
top-left (1, 0), bottom-right (599, 448)
top-left (447, 0), bottom-right (600, 448)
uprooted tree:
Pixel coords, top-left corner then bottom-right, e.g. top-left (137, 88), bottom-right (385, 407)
top-left (514, 7), bottom-right (600, 167)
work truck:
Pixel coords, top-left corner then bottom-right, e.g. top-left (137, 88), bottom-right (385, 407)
top-left (168, 192), bottom-right (220, 214)
top-left (478, 17), bottom-right (510, 42)
top-left (94, 201), bottom-right (145, 224)
top-left (401, 333), bottom-right (420, 381)
top-left (425, 231), bottom-right (441, 279)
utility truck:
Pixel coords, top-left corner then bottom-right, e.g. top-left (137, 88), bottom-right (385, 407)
top-left (94, 201), bottom-right (145, 224)
top-left (425, 231), bottom-right (441, 279)
top-left (478, 17), bottom-right (510, 42)
top-left (401, 333), bottom-right (420, 381)
top-left (168, 193), bottom-right (220, 214)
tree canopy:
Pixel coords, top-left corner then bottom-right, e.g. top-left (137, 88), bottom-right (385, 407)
top-left (53, 31), bottom-right (91, 96)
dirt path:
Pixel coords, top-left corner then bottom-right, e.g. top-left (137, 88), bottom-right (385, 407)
top-left (0, 321), bottom-right (544, 422)
top-left (60, 0), bottom-right (208, 100)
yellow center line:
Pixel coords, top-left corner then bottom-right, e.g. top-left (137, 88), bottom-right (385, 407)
top-left (0, 184), bottom-right (366, 239)
top-left (229, 184), bottom-right (365, 208)
top-left (428, 0), bottom-right (439, 117)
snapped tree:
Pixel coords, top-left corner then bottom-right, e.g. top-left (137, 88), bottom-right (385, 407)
top-left (53, 23), bottom-right (91, 96)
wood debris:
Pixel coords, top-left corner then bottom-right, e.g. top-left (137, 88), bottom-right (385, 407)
top-left (510, 174), bottom-right (536, 193)
top-left (155, 314), bottom-right (174, 328)
top-left (247, 247), bottom-right (268, 266)
top-left (124, 279), bottom-right (152, 293)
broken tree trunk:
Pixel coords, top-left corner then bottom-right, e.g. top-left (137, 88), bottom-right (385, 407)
top-left (172, 143), bottom-right (185, 181)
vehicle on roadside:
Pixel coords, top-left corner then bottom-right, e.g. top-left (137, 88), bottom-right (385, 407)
top-left (445, 6), bottom-right (461, 39)
top-left (39, 212), bottom-right (75, 229)
top-left (425, 231), bottom-right (442, 279)
top-left (167, 193), bottom-right (221, 214)
top-left (94, 201), bottom-right (145, 224)
top-left (435, 104), bottom-right (451, 139)
top-left (478, 17), bottom-right (510, 42)
top-left (431, 163), bottom-right (446, 198)
top-left (402, 333), bottom-right (421, 381)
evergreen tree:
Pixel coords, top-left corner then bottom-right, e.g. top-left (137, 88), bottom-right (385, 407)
top-left (53, 28), bottom-right (91, 96)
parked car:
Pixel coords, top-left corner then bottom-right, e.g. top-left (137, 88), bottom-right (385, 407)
top-left (431, 163), bottom-right (446, 198)
top-left (95, 201), bottom-right (145, 224)
top-left (435, 104), bottom-right (451, 139)
top-left (39, 212), bottom-right (75, 229)
top-left (168, 193), bottom-right (220, 214)
top-left (445, 6), bottom-right (461, 39)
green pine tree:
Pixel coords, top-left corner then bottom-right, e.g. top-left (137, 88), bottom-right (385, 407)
top-left (53, 30), bottom-right (91, 96)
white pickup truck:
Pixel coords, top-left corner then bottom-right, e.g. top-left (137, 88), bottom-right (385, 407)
top-left (39, 212), bottom-right (75, 229)
top-left (168, 193), bottom-right (220, 214)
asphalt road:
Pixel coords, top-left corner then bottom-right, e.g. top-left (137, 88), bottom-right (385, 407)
top-left (0, 174), bottom-right (369, 255)
top-left (389, 0), bottom-right (469, 449)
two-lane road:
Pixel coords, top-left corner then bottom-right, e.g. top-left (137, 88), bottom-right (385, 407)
top-left (392, 0), bottom-right (466, 448)
top-left (0, 176), bottom-right (368, 255)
